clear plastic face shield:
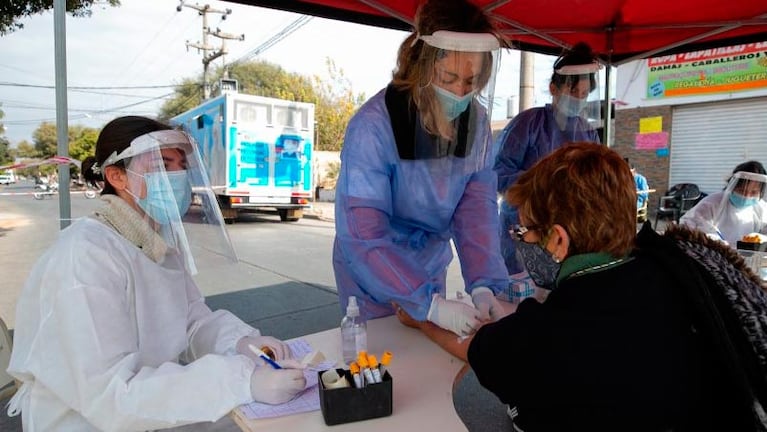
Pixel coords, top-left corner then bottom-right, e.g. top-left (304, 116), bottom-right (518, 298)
top-left (103, 130), bottom-right (237, 274)
top-left (715, 171), bottom-right (767, 223)
top-left (550, 62), bottom-right (602, 134)
top-left (415, 30), bottom-right (501, 174)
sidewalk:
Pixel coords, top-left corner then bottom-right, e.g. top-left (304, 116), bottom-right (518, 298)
top-left (305, 200), bottom-right (335, 222)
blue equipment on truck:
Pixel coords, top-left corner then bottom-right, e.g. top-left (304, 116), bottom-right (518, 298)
top-left (171, 93), bottom-right (314, 222)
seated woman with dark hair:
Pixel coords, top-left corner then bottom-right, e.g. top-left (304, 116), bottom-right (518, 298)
top-left (681, 160), bottom-right (767, 245)
top-left (395, 142), bottom-right (767, 431)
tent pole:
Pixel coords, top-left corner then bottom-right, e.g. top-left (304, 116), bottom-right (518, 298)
top-left (604, 64), bottom-right (612, 146)
top-left (54, 0), bottom-right (71, 229)
top-left (602, 27), bottom-right (614, 147)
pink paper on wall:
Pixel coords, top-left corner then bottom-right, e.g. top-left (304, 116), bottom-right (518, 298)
top-left (635, 132), bottom-right (669, 150)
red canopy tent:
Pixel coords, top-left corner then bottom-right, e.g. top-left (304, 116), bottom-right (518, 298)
top-left (225, 0), bottom-right (767, 65)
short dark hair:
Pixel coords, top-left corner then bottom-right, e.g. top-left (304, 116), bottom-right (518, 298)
top-left (550, 42), bottom-right (597, 93)
top-left (730, 160), bottom-right (767, 196)
top-left (732, 160), bottom-right (766, 176)
top-left (94, 116), bottom-right (172, 195)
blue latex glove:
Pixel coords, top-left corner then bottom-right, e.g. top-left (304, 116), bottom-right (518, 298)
top-left (471, 287), bottom-right (504, 322)
top-left (427, 294), bottom-right (481, 336)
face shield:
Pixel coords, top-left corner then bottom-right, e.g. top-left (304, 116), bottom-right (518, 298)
top-left (712, 171), bottom-right (767, 231)
top-left (412, 30), bottom-right (501, 174)
top-left (551, 62), bottom-right (602, 134)
top-left (103, 130), bottom-right (237, 274)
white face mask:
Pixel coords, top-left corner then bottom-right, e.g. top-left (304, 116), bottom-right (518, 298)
top-left (555, 94), bottom-right (588, 118)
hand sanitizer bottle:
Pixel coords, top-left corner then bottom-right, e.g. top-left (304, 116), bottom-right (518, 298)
top-left (341, 296), bottom-right (367, 365)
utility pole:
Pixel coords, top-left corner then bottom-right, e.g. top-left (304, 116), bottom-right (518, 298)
top-left (178, 1), bottom-right (244, 100)
top-left (519, 50), bottom-right (535, 112)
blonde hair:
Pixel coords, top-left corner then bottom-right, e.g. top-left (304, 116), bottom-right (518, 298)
top-left (391, 0), bottom-right (501, 139)
top-left (507, 142), bottom-right (636, 257)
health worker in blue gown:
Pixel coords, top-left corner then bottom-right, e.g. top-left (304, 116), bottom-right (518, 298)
top-left (332, 0), bottom-right (509, 337)
top-left (494, 42), bottom-right (601, 276)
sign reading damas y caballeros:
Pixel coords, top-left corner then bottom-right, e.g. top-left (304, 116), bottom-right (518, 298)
top-left (647, 41), bottom-right (767, 99)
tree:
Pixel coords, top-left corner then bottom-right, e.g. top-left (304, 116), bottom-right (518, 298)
top-left (13, 140), bottom-right (38, 159)
top-left (30, 122), bottom-right (99, 160)
top-left (68, 125), bottom-right (99, 161)
top-left (158, 60), bottom-right (318, 121)
top-left (158, 59), bottom-right (365, 151)
top-left (0, 0), bottom-right (120, 35)
top-left (0, 137), bottom-right (10, 167)
top-left (33, 122), bottom-right (58, 158)
top-left (0, 106), bottom-right (9, 166)
top-left (309, 59), bottom-right (366, 151)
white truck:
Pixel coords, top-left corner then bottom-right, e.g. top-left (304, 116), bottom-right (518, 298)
top-left (171, 93), bottom-right (315, 222)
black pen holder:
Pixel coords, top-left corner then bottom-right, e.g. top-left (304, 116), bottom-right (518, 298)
top-left (318, 368), bottom-right (393, 425)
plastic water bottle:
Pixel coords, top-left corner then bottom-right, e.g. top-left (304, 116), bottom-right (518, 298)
top-left (341, 296), bottom-right (367, 365)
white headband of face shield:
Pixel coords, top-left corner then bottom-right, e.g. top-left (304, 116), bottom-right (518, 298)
top-left (419, 30), bottom-right (500, 52)
top-left (732, 171), bottom-right (767, 184)
top-left (102, 130), bottom-right (193, 167)
top-left (554, 62), bottom-right (602, 76)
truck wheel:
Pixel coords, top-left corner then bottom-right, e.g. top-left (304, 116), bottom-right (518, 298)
top-left (279, 208), bottom-right (302, 222)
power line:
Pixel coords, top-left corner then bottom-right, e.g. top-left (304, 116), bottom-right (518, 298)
top-left (0, 82), bottom-right (178, 90)
top-left (233, 15), bottom-right (313, 65)
top-left (3, 93), bottom-right (174, 125)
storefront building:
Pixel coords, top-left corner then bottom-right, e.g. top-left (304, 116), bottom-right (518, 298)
top-left (614, 41), bottom-right (767, 216)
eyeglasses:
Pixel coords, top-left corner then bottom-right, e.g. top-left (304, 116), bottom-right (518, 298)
top-left (510, 224), bottom-right (542, 242)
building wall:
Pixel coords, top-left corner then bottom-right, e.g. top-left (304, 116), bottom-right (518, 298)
top-left (613, 105), bottom-right (672, 216)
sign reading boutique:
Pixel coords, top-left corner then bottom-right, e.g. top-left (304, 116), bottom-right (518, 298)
top-left (647, 42), bottom-right (767, 99)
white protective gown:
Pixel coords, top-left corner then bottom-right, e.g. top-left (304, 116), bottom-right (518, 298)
top-left (680, 191), bottom-right (767, 245)
top-left (7, 216), bottom-right (256, 431)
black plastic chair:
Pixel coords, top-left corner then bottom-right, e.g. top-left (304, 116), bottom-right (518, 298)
top-left (654, 183), bottom-right (705, 229)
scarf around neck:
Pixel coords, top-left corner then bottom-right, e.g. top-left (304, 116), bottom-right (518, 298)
top-left (92, 194), bottom-right (168, 263)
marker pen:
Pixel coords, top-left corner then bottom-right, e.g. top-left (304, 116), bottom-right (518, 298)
top-left (367, 354), bottom-right (383, 383)
top-left (357, 354), bottom-right (375, 386)
top-left (349, 361), bottom-right (364, 388)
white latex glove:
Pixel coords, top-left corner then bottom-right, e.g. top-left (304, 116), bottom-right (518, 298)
top-left (427, 294), bottom-right (481, 336)
top-left (237, 335), bottom-right (291, 365)
top-left (471, 287), bottom-right (504, 322)
top-left (250, 359), bottom-right (307, 405)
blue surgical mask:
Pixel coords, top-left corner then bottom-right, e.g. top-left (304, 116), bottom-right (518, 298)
top-left (129, 170), bottom-right (192, 225)
top-left (729, 192), bottom-right (759, 209)
top-left (515, 240), bottom-right (561, 289)
top-left (433, 85), bottom-right (474, 121)
top-left (555, 93), bottom-right (587, 118)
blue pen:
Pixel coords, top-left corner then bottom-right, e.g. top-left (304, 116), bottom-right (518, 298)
top-left (248, 345), bottom-right (282, 369)
top-left (715, 226), bottom-right (725, 240)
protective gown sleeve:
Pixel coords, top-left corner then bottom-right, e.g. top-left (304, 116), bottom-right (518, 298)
top-left (336, 109), bottom-right (438, 321)
top-left (679, 194), bottom-right (720, 236)
top-left (451, 165), bottom-right (509, 296)
top-left (182, 272), bottom-right (258, 361)
top-left (493, 109), bottom-right (539, 193)
top-left (33, 238), bottom-right (253, 431)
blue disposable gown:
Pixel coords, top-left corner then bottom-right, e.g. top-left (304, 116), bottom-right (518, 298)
top-left (333, 88), bottom-right (508, 321)
top-left (493, 104), bottom-right (599, 274)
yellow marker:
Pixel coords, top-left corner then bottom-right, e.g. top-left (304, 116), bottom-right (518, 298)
top-left (367, 354), bottom-right (382, 383)
top-left (349, 361), bottom-right (364, 388)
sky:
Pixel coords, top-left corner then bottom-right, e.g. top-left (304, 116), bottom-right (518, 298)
top-left (0, 0), bottom-right (560, 146)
